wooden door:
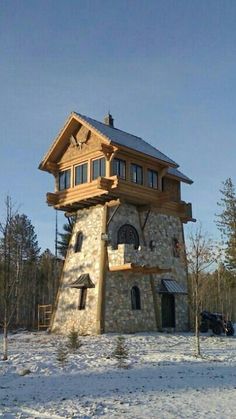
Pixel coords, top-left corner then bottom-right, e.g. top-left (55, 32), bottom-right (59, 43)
top-left (162, 294), bottom-right (175, 328)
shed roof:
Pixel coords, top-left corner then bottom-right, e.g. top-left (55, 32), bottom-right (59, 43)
top-left (157, 279), bottom-right (187, 294)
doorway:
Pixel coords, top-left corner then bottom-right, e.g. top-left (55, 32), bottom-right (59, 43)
top-left (161, 294), bottom-right (175, 328)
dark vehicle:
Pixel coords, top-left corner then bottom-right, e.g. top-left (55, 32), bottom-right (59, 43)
top-left (200, 311), bottom-right (234, 336)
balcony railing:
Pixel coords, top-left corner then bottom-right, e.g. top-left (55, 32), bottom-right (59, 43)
top-left (46, 175), bottom-right (193, 221)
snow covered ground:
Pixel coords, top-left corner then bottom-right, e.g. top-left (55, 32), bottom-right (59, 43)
top-left (0, 330), bottom-right (236, 418)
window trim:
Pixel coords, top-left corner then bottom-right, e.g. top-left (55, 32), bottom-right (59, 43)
top-left (112, 158), bottom-right (126, 180)
top-left (92, 157), bottom-right (106, 180)
top-left (147, 169), bottom-right (158, 189)
top-left (130, 163), bottom-right (143, 185)
top-left (74, 162), bottom-right (88, 186)
top-left (58, 169), bottom-right (71, 191)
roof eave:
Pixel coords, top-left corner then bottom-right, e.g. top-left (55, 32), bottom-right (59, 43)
top-left (38, 112), bottom-right (112, 172)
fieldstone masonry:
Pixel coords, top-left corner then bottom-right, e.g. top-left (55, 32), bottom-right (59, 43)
top-left (52, 203), bottom-right (189, 334)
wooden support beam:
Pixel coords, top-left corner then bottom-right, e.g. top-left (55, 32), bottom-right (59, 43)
top-left (109, 263), bottom-right (171, 274)
top-left (150, 274), bottom-right (160, 330)
top-left (107, 203), bottom-right (120, 226)
top-left (96, 205), bottom-right (108, 334)
top-left (106, 199), bottom-right (121, 207)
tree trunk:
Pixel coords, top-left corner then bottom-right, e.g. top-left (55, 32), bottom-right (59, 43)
top-left (3, 308), bottom-right (8, 361)
top-left (195, 280), bottom-right (201, 357)
top-left (195, 309), bottom-right (201, 357)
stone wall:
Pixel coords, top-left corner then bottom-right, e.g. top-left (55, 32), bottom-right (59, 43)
top-left (52, 205), bottom-right (104, 334)
top-left (104, 272), bottom-right (157, 333)
top-left (106, 203), bottom-right (189, 332)
top-left (52, 202), bottom-right (189, 335)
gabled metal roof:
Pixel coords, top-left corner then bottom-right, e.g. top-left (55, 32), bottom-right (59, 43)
top-left (157, 279), bottom-right (187, 294)
top-left (75, 112), bottom-right (178, 167)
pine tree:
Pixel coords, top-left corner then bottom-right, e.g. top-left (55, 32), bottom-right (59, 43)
top-left (57, 215), bottom-right (76, 258)
top-left (216, 178), bottom-right (236, 271)
top-left (67, 325), bottom-right (83, 352)
top-left (112, 336), bottom-right (129, 368)
top-left (56, 345), bottom-right (68, 367)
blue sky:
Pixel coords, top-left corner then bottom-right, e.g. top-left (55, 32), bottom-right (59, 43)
top-left (0, 0), bottom-right (235, 251)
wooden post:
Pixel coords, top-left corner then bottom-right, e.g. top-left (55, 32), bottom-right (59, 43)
top-left (96, 204), bottom-right (108, 334)
top-left (150, 274), bottom-right (160, 330)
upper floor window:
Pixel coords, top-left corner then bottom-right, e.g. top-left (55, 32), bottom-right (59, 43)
top-left (117, 224), bottom-right (140, 249)
top-left (92, 157), bottom-right (105, 180)
top-left (130, 164), bottom-right (143, 185)
top-left (59, 169), bottom-right (71, 190)
top-left (131, 286), bottom-right (141, 310)
top-left (112, 158), bottom-right (126, 179)
top-left (74, 232), bottom-right (83, 253)
top-left (75, 163), bottom-right (88, 185)
top-left (148, 169), bottom-right (158, 189)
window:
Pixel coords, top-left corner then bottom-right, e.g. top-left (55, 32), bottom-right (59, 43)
top-left (131, 286), bottom-right (141, 310)
top-left (112, 158), bottom-right (126, 179)
top-left (130, 164), bottom-right (143, 185)
top-left (75, 163), bottom-right (88, 185)
top-left (148, 169), bottom-right (158, 189)
top-left (58, 169), bottom-right (71, 190)
top-left (78, 287), bottom-right (87, 310)
top-left (92, 157), bottom-right (105, 180)
top-left (117, 224), bottom-right (140, 249)
top-left (173, 238), bottom-right (180, 258)
top-left (74, 232), bottom-right (83, 253)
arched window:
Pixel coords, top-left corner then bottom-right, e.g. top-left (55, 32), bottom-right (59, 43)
top-left (117, 224), bottom-right (139, 249)
top-left (131, 286), bottom-right (141, 310)
top-left (172, 238), bottom-right (180, 258)
top-left (74, 232), bottom-right (83, 253)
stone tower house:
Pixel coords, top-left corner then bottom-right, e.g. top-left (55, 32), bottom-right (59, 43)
top-left (39, 112), bottom-right (194, 334)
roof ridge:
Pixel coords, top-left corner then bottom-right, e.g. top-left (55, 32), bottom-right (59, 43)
top-left (75, 112), bottom-right (178, 167)
top-left (76, 112), bottom-right (143, 140)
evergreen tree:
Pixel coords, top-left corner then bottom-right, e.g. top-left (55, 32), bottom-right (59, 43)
top-left (57, 215), bottom-right (76, 258)
top-left (67, 325), bottom-right (83, 352)
top-left (112, 336), bottom-right (129, 368)
top-left (216, 178), bottom-right (236, 271)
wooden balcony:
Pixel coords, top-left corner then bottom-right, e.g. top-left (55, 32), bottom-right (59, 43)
top-left (46, 175), bottom-right (193, 221)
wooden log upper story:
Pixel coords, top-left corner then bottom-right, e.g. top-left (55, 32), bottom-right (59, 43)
top-left (39, 112), bottom-right (194, 222)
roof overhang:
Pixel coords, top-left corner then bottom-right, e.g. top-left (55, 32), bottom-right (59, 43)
top-left (157, 279), bottom-right (187, 294)
top-left (38, 112), bottom-right (112, 172)
top-left (66, 274), bottom-right (95, 289)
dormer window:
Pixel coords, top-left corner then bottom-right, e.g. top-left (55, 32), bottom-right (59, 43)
top-left (58, 169), bottom-right (71, 190)
top-left (92, 157), bottom-right (105, 180)
top-left (148, 169), bottom-right (158, 189)
top-left (112, 158), bottom-right (126, 179)
top-left (130, 164), bottom-right (143, 185)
